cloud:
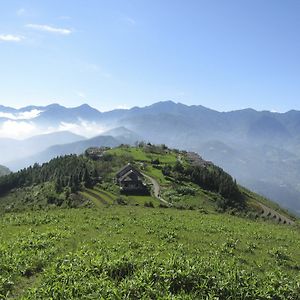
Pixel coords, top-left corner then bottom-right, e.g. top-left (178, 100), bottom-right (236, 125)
top-left (0, 120), bottom-right (40, 139)
top-left (123, 17), bottom-right (136, 25)
top-left (26, 24), bottom-right (72, 35)
top-left (0, 109), bottom-right (43, 120)
top-left (16, 8), bottom-right (26, 16)
top-left (58, 120), bottom-right (107, 137)
top-left (81, 63), bottom-right (112, 78)
top-left (83, 63), bottom-right (99, 72)
top-left (77, 91), bottom-right (86, 99)
top-left (0, 34), bottom-right (24, 42)
top-left (116, 104), bottom-right (130, 110)
top-left (59, 16), bottom-right (71, 20)
top-left (0, 118), bottom-right (108, 140)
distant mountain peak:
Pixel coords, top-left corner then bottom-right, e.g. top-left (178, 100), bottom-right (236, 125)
top-left (149, 100), bottom-right (179, 108)
top-left (45, 103), bottom-right (64, 109)
top-left (73, 103), bottom-right (101, 113)
top-left (78, 103), bottom-right (93, 109)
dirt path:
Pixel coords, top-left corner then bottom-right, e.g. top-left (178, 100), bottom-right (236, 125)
top-left (258, 203), bottom-right (294, 225)
top-left (142, 173), bottom-right (172, 206)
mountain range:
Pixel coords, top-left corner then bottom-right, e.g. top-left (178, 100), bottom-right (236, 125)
top-left (1, 101), bottom-right (300, 214)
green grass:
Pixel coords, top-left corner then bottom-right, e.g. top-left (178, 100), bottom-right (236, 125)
top-left (1, 145), bottom-right (300, 298)
top-left (143, 165), bottom-right (169, 185)
top-left (107, 147), bottom-right (178, 164)
top-left (241, 186), bottom-right (297, 220)
top-left (1, 206), bottom-right (300, 299)
top-left (124, 195), bottom-right (159, 206)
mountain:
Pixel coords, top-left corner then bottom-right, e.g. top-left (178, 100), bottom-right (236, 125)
top-left (6, 135), bottom-right (122, 171)
top-left (3, 101), bottom-right (300, 214)
top-left (0, 145), bottom-right (298, 298)
top-left (33, 103), bottom-right (102, 126)
top-left (0, 131), bottom-right (85, 165)
top-left (0, 103), bottom-right (102, 125)
top-left (1, 144), bottom-right (294, 221)
top-left (0, 165), bottom-right (10, 176)
top-left (101, 127), bottom-right (142, 144)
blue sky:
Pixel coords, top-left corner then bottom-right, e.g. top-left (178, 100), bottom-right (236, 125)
top-left (1, 0), bottom-right (300, 112)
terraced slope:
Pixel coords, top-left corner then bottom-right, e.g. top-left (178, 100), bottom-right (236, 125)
top-left (259, 203), bottom-right (294, 225)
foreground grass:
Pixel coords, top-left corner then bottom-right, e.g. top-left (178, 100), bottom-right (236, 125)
top-left (1, 206), bottom-right (300, 299)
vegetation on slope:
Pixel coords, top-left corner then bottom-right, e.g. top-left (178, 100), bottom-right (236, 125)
top-left (1, 207), bottom-right (300, 299)
top-left (0, 143), bottom-right (297, 226)
top-left (0, 144), bottom-right (245, 213)
top-left (0, 144), bottom-right (299, 298)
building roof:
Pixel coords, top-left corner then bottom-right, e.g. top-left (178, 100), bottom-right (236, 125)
top-left (119, 169), bottom-right (142, 183)
top-left (116, 163), bottom-right (140, 179)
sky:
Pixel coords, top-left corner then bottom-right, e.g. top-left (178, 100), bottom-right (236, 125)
top-left (0, 0), bottom-right (300, 112)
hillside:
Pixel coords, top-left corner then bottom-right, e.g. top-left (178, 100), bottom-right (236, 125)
top-left (0, 145), bottom-right (299, 298)
top-left (1, 207), bottom-right (300, 299)
top-left (0, 144), bottom-right (296, 221)
top-left (3, 101), bottom-right (300, 214)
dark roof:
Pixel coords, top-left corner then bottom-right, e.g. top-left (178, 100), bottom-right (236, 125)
top-left (116, 163), bottom-right (140, 179)
top-left (119, 169), bottom-right (142, 183)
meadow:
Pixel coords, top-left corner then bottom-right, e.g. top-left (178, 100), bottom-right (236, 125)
top-left (1, 145), bottom-right (299, 298)
top-left (1, 205), bottom-right (300, 299)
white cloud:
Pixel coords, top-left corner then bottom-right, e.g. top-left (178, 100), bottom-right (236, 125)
top-left (123, 17), bottom-right (136, 25)
top-left (77, 91), bottom-right (86, 99)
top-left (26, 24), bottom-right (72, 35)
top-left (16, 8), bottom-right (26, 16)
top-left (83, 63), bottom-right (99, 72)
top-left (59, 15), bottom-right (71, 20)
top-left (81, 63), bottom-right (112, 78)
top-left (0, 109), bottom-right (43, 120)
top-left (0, 34), bottom-right (24, 42)
top-left (58, 120), bottom-right (107, 137)
top-left (116, 104), bottom-right (130, 110)
top-left (0, 119), bottom-right (108, 139)
top-left (0, 120), bottom-right (40, 139)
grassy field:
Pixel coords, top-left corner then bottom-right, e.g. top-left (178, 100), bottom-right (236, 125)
top-left (1, 145), bottom-right (299, 298)
top-left (1, 205), bottom-right (300, 299)
top-left (107, 146), bottom-right (178, 164)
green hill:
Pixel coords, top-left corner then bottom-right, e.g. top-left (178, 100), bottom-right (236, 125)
top-left (0, 144), bottom-right (299, 299)
top-left (0, 144), bottom-right (295, 221)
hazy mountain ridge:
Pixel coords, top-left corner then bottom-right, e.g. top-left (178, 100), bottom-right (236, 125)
top-left (0, 131), bottom-right (85, 165)
top-left (2, 101), bottom-right (300, 214)
top-left (2, 101), bottom-right (300, 140)
top-left (6, 135), bottom-right (122, 171)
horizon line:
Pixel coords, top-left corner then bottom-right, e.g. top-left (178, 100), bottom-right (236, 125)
top-left (0, 100), bottom-right (291, 114)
